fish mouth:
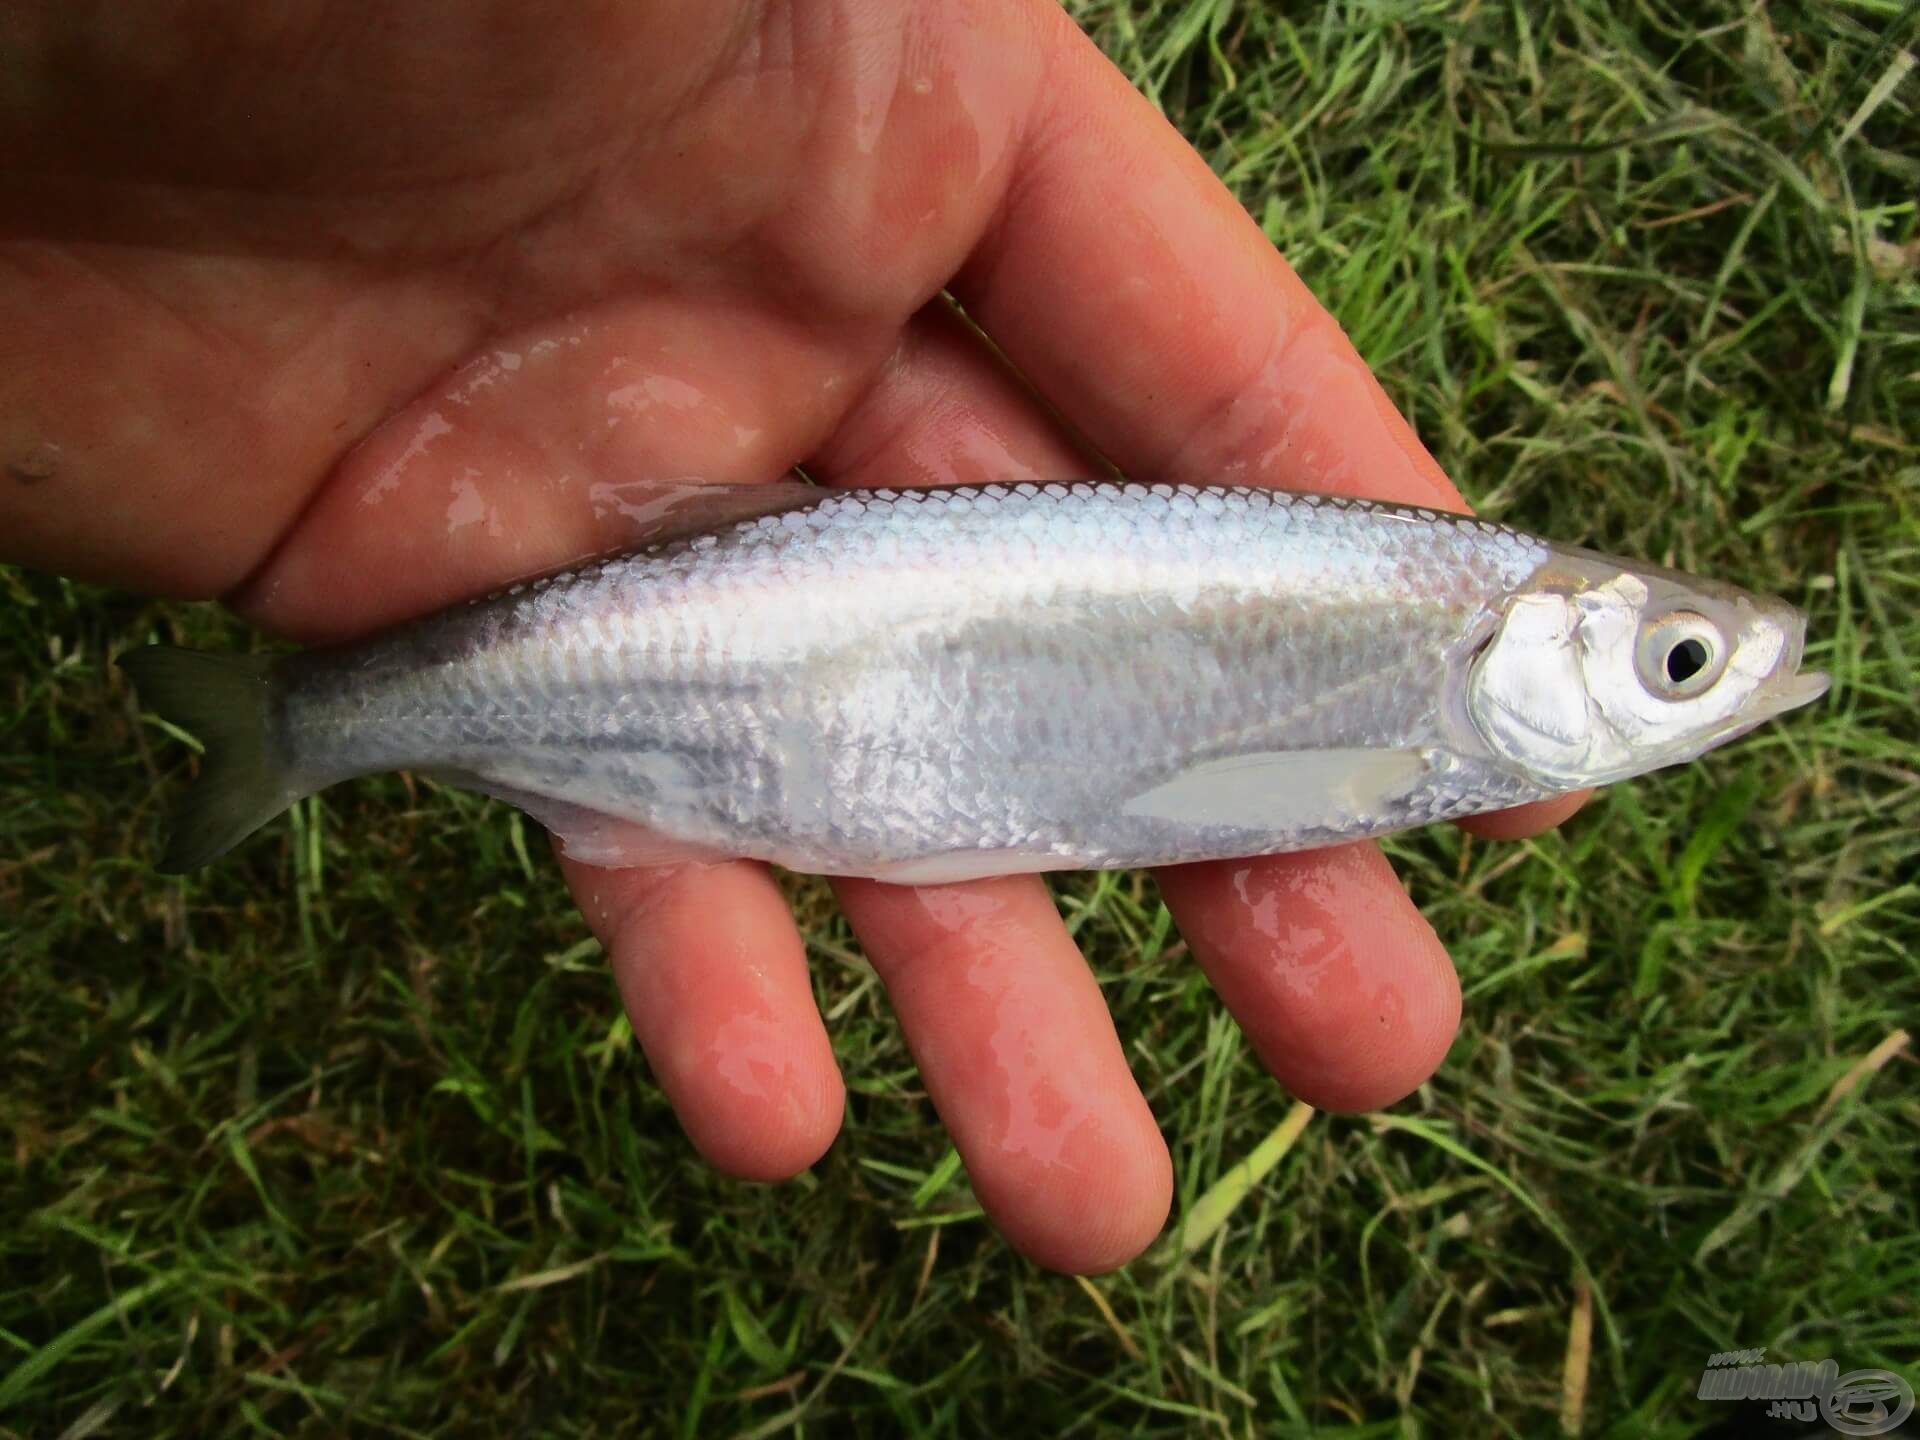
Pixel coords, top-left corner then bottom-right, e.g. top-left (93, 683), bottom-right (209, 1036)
top-left (1745, 667), bottom-right (1831, 722)
top-left (1712, 606), bottom-right (1830, 739)
top-left (1754, 605), bottom-right (1830, 719)
top-left (1706, 668), bottom-right (1828, 749)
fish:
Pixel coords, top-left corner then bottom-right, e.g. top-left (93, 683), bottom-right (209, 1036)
top-left (120, 480), bottom-right (1829, 882)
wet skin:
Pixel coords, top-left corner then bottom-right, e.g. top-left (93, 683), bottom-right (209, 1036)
top-left (2, 1), bottom-right (1587, 1271)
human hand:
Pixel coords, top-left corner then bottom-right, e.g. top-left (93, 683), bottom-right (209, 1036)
top-left (1, 0), bottom-right (1586, 1271)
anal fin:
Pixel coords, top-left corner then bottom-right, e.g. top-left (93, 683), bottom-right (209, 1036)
top-left (433, 772), bottom-right (733, 870)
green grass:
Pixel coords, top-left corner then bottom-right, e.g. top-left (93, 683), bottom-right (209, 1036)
top-left (5, 1), bottom-right (1917, 1435)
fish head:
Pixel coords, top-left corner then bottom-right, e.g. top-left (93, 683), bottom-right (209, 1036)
top-left (1465, 544), bottom-right (1828, 788)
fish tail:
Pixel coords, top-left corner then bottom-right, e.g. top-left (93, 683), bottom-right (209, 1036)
top-left (120, 647), bottom-right (305, 872)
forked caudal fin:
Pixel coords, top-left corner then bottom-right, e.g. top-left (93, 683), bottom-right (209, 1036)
top-left (119, 647), bottom-right (307, 872)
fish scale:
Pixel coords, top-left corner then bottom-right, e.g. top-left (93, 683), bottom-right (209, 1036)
top-left (121, 481), bottom-right (1826, 879)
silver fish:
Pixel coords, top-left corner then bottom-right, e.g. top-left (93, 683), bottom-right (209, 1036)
top-left (122, 481), bottom-right (1828, 881)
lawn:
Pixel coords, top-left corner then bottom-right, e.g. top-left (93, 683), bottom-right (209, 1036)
top-left (3, 1), bottom-right (1916, 1435)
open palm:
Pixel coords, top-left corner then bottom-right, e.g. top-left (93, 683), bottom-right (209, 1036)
top-left (2, 0), bottom-right (1582, 1271)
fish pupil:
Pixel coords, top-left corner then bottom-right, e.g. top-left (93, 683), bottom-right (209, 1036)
top-left (1666, 637), bottom-right (1710, 685)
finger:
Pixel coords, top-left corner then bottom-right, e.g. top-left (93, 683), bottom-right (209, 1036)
top-left (1457, 790), bottom-right (1591, 841)
top-left (832, 875), bottom-right (1171, 1274)
top-left (811, 300), bottom-right (1095, 486)
top-left (230, 291), bottom-right (885, 642)
top-left (811, 307), bottom-right (1167, 1273)
top-left (1155, 844), bottom-right (1460, 1112)
top-left (562, 855), bottom-right (844, 1180)
top-left (957, 4), bottom-right (1460, 506)
top-left (0, 245), bottom-right (468, 598)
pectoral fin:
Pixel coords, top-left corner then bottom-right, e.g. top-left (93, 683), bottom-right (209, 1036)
top-left (861, 848), bottom-right (1079, 885)
top-left (1122, 749), bottom-right (1429, 831)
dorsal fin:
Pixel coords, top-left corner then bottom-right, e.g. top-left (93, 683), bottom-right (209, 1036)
top-left (470, 480), bottom-right (834, 597)
top-left (583, 479), bottom-right (831, 549)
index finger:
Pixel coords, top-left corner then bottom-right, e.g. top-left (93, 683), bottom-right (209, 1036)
top-left (957, 3), bottom-right (1463, 509)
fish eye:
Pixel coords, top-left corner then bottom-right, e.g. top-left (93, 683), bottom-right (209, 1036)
top-left (1635, 612), bottom-right (1726, 699)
